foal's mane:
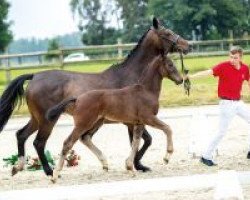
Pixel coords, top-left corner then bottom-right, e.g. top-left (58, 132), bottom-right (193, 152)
top-left (104, 29), bottom-right (151, 71)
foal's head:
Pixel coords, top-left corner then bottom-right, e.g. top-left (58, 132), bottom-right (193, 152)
top-left (151, 17), bottom-right (190, 55)
top-left (156, 56), bottom-right (183, 85)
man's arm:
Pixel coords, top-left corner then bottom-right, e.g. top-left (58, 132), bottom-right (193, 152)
top-left (248, 79), bottom-right (250, 92)
top-left (189, 69), bottom-right (213, 79)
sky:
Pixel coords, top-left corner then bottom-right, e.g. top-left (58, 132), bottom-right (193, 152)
top-left (7, 0), bottom-right (79, 40)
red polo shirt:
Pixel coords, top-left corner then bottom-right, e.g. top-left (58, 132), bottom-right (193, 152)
top-left (212, 61), bottom-right (249, 100)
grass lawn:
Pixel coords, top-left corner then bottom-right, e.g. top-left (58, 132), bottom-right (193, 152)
top-left (1, 55), bottom-right (250, 115)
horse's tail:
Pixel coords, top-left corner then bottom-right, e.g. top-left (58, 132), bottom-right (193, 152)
top-left (46, 98), bottom-right (76, 121)
top-left (0, 74), bottom-right (34, 132)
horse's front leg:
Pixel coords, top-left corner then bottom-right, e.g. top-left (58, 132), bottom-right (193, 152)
top-left (144, 116), bottom-right (173, 164)
top-left (126, 125), bottom-right (143, 174)
top-left (126, 124), bottom-right (152, 172)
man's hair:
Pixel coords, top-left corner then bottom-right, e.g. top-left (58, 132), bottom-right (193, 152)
top-left (230, 46), bottom-right (243, 55)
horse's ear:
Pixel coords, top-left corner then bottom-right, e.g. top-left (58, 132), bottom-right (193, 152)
top-left (153, 17), bottom-right (160, 29)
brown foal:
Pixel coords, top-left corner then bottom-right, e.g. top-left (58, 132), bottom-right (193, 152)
top-left (46, 55), bottom-right (183, 182)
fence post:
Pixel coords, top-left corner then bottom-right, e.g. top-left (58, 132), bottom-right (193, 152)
top-left (243, 31), bottom-right (249, 48)
top-left (5, 47), bottom-right (11, 83)
top-left (59, 49), bottom-right (64, 70)
top-left (38, 55), bottom-right (42, 65)
top-left (197, 44), bottom-right (200, 52)
top-left (117, 38), bottom-right (122, 59)
top-left (17, 56), bottom-right (22, 66)
top-left (220, 41), bottom-right (224, 51)
top-left (228, 30), bottom-right (234, 48)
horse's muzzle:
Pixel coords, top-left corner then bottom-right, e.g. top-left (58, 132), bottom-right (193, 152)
top-left (175, 78), bottom-right (183, 85)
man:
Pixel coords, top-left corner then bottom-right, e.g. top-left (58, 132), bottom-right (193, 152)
top-left (189, 46), bottom-right (250, 166)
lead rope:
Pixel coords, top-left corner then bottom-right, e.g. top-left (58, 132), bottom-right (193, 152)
top-left (179, 52), bottom-right (191, 96)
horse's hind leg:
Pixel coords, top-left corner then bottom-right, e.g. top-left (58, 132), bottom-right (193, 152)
top-left (80, 119), bottom-right (108, 171)
top-left (144, 116), bottom-right (173, 164)
top-left (12, 118), bottom-right (38, 176)
top-left (127, 124), bottom-right (152, 172)
top-left (126, 125), bottom-right (143, 174)
top-left (33, 121), bottom-right (56, 177)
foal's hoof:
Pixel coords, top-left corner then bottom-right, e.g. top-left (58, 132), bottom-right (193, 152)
top-left (127, 170), bottom-right (136, 177)
top-left (11, 166), bottom-right (19, 176)
top-left (163, 158), bottom-right (169, 164)
top-left (103, 166), bottom-right (109, 172)
top-left (50, 170), bottom-right (60, 183)
top-left (134, 162), bottom-right (151, 172)
top-left (163, 153), bottom-right (172, 164)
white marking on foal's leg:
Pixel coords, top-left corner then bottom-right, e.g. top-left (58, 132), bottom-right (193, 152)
top-left (163, 153), bottom-right (172, 164)
top-left (51, 155), bottom-right (65, 183)
top-left (102, 157), bottom-right (109, 171)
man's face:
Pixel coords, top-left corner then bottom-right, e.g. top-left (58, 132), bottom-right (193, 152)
top-left (230, 52), bottom-right (241, 66)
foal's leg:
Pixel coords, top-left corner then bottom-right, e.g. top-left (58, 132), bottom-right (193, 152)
top-left (12, 118), bottom-right (38, 176)
top-left (52, 127), bottom-right (85, 182)
top-left (80, 120), bottom-right (108, 171)
top-left (127, 125), bottom-right (152, 172)
top-left (144, 116), bottom-right (173, 164)
top-left (126, 125), bottom-right (143, 173)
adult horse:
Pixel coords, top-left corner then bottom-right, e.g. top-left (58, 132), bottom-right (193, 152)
top-left (47, 55), bottom-right (181, 182)
top-left (0, 18), bottom-right (189, 177)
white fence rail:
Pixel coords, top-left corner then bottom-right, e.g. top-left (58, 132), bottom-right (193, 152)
top-left (1, 38), bottom-right (250, 83)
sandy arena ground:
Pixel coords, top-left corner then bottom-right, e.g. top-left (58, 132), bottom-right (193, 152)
top-left (0, 105), bottom-right (250, 199)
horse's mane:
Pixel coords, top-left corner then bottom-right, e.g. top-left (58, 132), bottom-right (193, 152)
top-left (104, 29), bottom-right (151, 71)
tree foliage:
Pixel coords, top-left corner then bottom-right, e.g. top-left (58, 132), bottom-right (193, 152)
top-left (115, 0), bottom-right (150, 42)
top-left (148, 0), bottom-right (250, 40)
top-left (0, 0), bottom-right (13, 52)
top-left (70, 0), bottom-right (121, 45)
top-left (70, 0), bottom-right (250, 43)
top-left (47, 38), bottom-right (60, 51)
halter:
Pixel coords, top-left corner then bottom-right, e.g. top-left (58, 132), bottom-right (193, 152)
top-left (179, 52), bottom-right (191, 96)
top-left (152, 27), bottom-right (180, 49)
top-left (160, 29), bottom-right (180, 47)
top-left (152, 27), bottom-right (190, 95)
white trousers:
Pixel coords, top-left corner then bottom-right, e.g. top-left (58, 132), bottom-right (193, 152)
top-left (202, 100), bottom-right (250, 160)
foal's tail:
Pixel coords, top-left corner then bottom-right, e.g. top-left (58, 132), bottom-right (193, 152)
top-left (46, 98), bottom-right (76, 121)
top-left (0, 74), bottom-right (34, 132)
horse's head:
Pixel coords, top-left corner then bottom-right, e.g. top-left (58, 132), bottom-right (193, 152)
top-left (158, 56), bottom-right (183, 85)
top-left (151, 17), bottom-right (190, 55)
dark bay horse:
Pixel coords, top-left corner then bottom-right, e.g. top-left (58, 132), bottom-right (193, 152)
top-left (0, 18), bottom-right (189, 177)
top-left (47, 55), bottom-right (181, 182)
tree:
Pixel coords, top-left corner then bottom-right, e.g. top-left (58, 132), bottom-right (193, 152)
top-left (0, 0), bottom-right (13, 52)
top-left (115, 0), bottom-right (150, 42)
top-left (47, 38), bottom-right (60, 51)
top-left (46, 38), bottom-right (60, 60)
top-left (70, 0), bottom-right (121, 45)
top-left (148, 0), bottom-right (248, 40)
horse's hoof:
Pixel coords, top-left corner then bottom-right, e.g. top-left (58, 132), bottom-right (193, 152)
top-left (11, 164), bottom-right (24, 176)
top-left (134, 162), bottom-right (151, 172)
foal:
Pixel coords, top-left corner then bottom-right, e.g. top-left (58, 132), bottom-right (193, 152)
top-left (47, 56), bottom-right (183, 182)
